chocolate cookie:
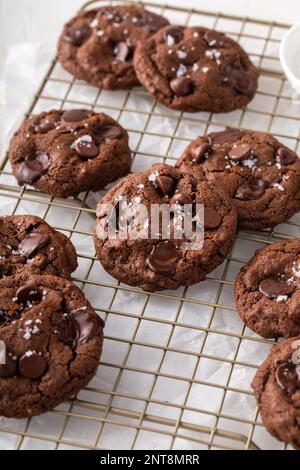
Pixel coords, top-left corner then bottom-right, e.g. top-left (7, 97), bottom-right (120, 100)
top-left (0, 273), bottom-right (104, 418)
top-left (176, 128), bottom-right (300, 229)
top-left (252, 336), bottom-right (300, 449)
top-left (8, 109), bottom-right (131, 198)
top-left (235, 239), bottom-right (300, 339)
top-left (57, 5), bottom-right (169, 89)
top-left (94, 164), bottom-right (237, 292)
top-left (133, 26), bottom-right (258, 112)
top-left (0, 215), bottom-right (77, 279)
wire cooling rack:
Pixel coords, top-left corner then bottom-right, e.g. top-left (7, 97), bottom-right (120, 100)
top-left (0, 0), bottom-right (299, 451)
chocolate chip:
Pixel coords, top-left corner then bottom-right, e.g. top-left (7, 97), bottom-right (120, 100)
top-left (0, 265), bottom-right (11, 277)
top-left (34, 120), bottom-right (57, 134)
top-left (276, 361), bottom-right (300, 393)
top-left (18, 233), bottom-right (50, 258)
top-left (191, 143), bottom-right (211, 163)
top-left (235, 178), bottom-right (268, 200)
top-left (137, 14), bottom-right (168, 33)
top-left (17, 150), bottom-right (50, 186)
top-left (17, 160), bottom-right (44, 186)
top-left (228, 143), bottom-right (251, 162)
top-left (63, 24), bottom-right (91, 46)
top-left (62, 109), bottom-right (89, 123)
top-left (146, 242), bottom-right (180, 275)
top-left (156, 175), bottom-right (175, 197)
top-left (16, 286), bottom-right (42, 305)
top-left (19, 352), bottom-right (47, 379)
top-left (170, 193), bottom-right (193, 206)
top-left (163, 26), bottom-right (183, 44)
top-left (203, 30), bottom-right (229, 48)
top-left (71, 309), bottom-right (103, 345)
top-left (208, 127), bottom-right (243, 146)
top-left (276, 147), bottom-right (297, 166)
top-left (95, 126), bottom-right (122, 143)
top-left (259, 276), bottom-right (295, 299)
top-left (170, 77), bottom-right (194, 96)
top-left (73, 136), bottom-right (99, 159)
top-left (114, 41), bottom-right (132, 61)
top-left (204, 207), bottom-right (222, 230)
top-left (0, 353), bottom-right (17, 378)
top-left (0, 309), bottom-right (8, 325)
top-left (224, 65), bottom-right (254, 97)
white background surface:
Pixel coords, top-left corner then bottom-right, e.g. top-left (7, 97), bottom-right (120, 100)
top-left (1, 0), bottom-right (300, 156)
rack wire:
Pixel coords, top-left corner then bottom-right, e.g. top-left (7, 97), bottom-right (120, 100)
top-left (0, 0), bottom-right (299, 450)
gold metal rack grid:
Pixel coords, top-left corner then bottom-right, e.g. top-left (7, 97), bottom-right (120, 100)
top-left (0, 0), bottom-right (299, 451)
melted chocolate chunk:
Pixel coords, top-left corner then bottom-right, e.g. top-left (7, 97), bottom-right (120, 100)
top-left (0, 309), bottom-right (8, 325)
top-left (95, 126), bottom-right (122, 143)
top-left (235, 178), bottom-right (268, 201)
top-left (203, 30), bottom-right (229, 48)
top-left (0, 265), bottom-right (11, 277)
top-left (224, 65), bottom-right (254, 97)
top-left (17, 152), bottom-right (50, 186)
top-left (228, 143), bottom-right (251, 162)
top-left (191, 143), bottom-right (211, 163)
top-left (18, 233), bottom-right (50, 258)
top-left (163, 26), bottom-right (183, 44)
top-left (259, 276), bottom-right (295, 299)
top-left (0, 352), bottom-right (17, 378)
top-left (63, 24), bottom-right (92, 46)
top-left (170, 193), bottom-right (193, 206)
top-left (170, 77), bottom-right (194, 96)
top-left (208, 128), bottom-right (242, 146)
top-left (71, 309), bottom-right (103, 345)
top-left (146, 242), bottom-right (180, 275)
top-left (276, 361), bottom-right (300, 393)
top-left (276, 147), bottom-right (297, 166)
top-left (16, 286), bottom-right (42, 305)
top-left (62, 109), bottom-right (89, 123)
top-left (73, 136), bottom-right (99, 159)
top-left (156, 175), bottom-right (175, 197)
top-left (34, 120), bottom-right (57, 134)
top-left (19, 352), bottom-right (47, 379)
top-left (204, 207), bottom-right (222, 230)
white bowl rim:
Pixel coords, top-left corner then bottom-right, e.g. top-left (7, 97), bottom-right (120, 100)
top-left (279, 22), bottom-right (300, 89)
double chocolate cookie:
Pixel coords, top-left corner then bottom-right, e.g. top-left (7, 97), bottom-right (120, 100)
top-left (57, 5), bottom-right (169, 89)
top-left (94, 164), bottom-right (237, 292)
top-left (235, 238), bottom-right (300, 339)
top-left (176, 128), bottom-right (300, 229)
top-left (8, 109), bottom-right (131, 198)
top-left (0, 274), bottom-right (104, 418)
top-left (133, 26), bottom-right (258, 112)
top-left (0, 215), bottom-right (77, 279)
top-left (252, 337), bottom-right (300, 449)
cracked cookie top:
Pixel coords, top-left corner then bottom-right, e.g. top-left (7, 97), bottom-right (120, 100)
top-left (176, 128), bottom-right (300, 229)
top-left (57, 5), bottom-right (169, 89)
top-left (0, 215), bottom-right (77, 280)
top-left (93, 163), bottom-right (237, 292)
top-left (0, 274), bottom-right (104, 418)
top-left (133, 26), bottom-right (258, 112)
top-left (235, 238), bottom-right (300, 339)
top-left (8, 109), bottom-right (131, 198)
top-left (252, 336), bottom-right (300, 449)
